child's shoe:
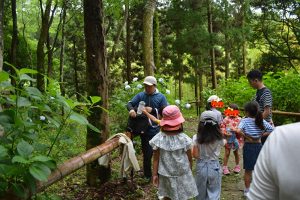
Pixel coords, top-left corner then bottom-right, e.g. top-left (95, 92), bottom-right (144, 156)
top-left (233, 165), bottom-right (241, 173)
top-left (243, 188), bottom-right (249, 197)
top-left (223, 166), bottom-right (230, 175)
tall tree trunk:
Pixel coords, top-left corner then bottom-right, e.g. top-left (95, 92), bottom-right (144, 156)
top-left (10, 0), bottom-right (18, 67)
top-left (84, 0), bottom-right (109, 186)
top-left (241, 4), bottom-right (247, 75)
top-left (225, 34), bottom-right (230, 80)
top-left (223, 0), bottom-right (230, 80)
top-left (153, 11), bottom-right (160, 71)
top-left (207, 0), bottom-right (217, 89)
top-left (46, 35), bottom-right (53, 80)
top-left (60, 1), bottom-right (67, 96)
top-left (72, 38), bottom-right (80, 101)
top-left (125, 1), bottom-right (131, 82)
top-left (143, 0), bottom-right (156, 76)
top-left (0, 0), bottom-right (4, 71)
top-left (37, 0), bottom-right (52, 92)
top-left (178, 65), bottom-right (183, 101)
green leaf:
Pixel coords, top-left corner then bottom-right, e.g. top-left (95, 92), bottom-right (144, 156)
top-left (12, 155), bottom-right (30, 164)
top-left (69, 112), bottom-right (88, 125)
top-left (43, 160), bottom-right (57, 170)
top-left (25, 87), bottom-right (43, 97)
top-left (20, 74), bottom-right (36, 82)
top-left (87, 123), bottom-right (101, 133)
top-left (0, 71), bottom-right (9, 82)
top-left (29, 163), bottom-right (51, 182)
top-left (0, 145), bottom-right (8, 159)
top-left (90, 96), bottom-right (101, 104)
top-left (17, 140), bottom-right (34, 158)
top-left (19, 68), bottom-right (38, 75)
top-left (31, 155), bottom-right (52, 162)
top-left (44, 115), bottom-right (61, 128)
top-left (17, 97), bottom-right (31, 107)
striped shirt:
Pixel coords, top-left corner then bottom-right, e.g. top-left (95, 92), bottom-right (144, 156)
top-left (254, 87), bottom-right (273, 122)
top-left (238, 118), bottom-right (274, 139)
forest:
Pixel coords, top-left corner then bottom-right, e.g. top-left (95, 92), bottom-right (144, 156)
top-left (0, 0), bottom-right (300, 199)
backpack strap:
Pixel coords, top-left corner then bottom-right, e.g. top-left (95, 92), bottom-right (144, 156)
top-left (148, 108), bottom-right (160, 128)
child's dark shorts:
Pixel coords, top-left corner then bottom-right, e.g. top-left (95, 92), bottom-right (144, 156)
top-left (243, 143), bottom-right (262, 170)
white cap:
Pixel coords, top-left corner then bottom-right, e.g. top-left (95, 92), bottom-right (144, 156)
top-left (143, 76), bottom-right (157, 86)
top-left (200, 111), bottom-right (218, 125)
top-left (207, 95), bottom-right (222, 102)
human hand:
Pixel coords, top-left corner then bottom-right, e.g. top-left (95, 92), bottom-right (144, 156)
top-left (152, 175), bottom-right (159, 187)
top-left (145, 106), bottom-right (152, 113)
top-left (129, 109), bottom-right (136, 118)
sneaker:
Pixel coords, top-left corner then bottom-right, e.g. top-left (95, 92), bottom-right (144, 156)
top-left (243, 189), bottom-right (249, 197)
top-left (223, 166), bottom-right (230, 175)
top-left (233, 165), bottom-right (241, 173)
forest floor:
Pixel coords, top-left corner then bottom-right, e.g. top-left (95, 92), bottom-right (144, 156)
top-left (38, 117), bottom-right (246, 200)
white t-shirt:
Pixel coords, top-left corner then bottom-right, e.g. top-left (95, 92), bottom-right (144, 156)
top-left (248, 122), bottom-right (300, 200)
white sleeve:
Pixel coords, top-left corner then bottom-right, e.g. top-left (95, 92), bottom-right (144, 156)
top-left (248, 133), bottom-right (278, 200)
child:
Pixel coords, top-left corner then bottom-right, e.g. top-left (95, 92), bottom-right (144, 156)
top-left (221, 104), bottom-right (242, 175)
top-left (147, 105), bottom-right (198, 200)
top-left (230, 101), bottom-right (274, 197)
top-left (192, 110), bottom-right (226, 200)
top-left (206, 95), bottom-right (224, 124)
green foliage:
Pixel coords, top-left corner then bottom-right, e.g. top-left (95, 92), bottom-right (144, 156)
top-left (203, 70), bottom-right (300, 124)
top-left (0, 69), bottom-right (101, 197)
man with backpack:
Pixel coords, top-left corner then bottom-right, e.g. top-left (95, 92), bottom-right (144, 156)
top-left (127, 76), bottom-right (168, 181)
top-left (247, 69), bottom-right (273, 144)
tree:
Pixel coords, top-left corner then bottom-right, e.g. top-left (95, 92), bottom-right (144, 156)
top-left (36, 0), bottom-right (56, 92)
top-left (0, 0), bottom-right (3, 71)
top-left (143, 0), bottom-right (156, 76)
top-left (83, 0), bottom-right (109, 186)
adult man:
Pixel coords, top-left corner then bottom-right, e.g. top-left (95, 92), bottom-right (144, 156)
top-left (247, 69), bottom-right (273, 144)
top-left (127, 76), bottom-right (168, 180)
top-left (248, 122), bottom-right (300, 200)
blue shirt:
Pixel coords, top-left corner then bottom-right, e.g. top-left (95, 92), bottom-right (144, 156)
top-left (127, 89), bottom-right (168, 135)
top-left (238, 118), bottom-right (274, 139)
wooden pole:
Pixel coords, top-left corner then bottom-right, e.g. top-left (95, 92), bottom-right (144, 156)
top-left (1, 136), bottom-right (121, 200)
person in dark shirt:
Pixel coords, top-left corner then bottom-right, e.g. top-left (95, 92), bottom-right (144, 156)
top-left (247, 69), bottom-right (273, 144)
top-left (127, 76), bottom-right (168, 180)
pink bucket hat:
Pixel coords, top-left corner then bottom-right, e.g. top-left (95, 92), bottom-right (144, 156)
top-left (160, 105), bottom-right (185, 128)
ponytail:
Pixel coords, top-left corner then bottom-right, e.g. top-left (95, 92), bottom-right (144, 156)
top-left (255, 111), bottom-right (264, 130)
top-left (244, 101), bottom-right (264, 130)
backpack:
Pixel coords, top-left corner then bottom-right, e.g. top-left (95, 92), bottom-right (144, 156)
top-left (126, 108), bottom-right (159, 137)
top-left (127, 114), bottom-right (149, 137)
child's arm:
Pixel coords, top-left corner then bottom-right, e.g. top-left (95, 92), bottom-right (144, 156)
top-left (192, 144), bottom-right (200, 159)
top-left (152, 149), bottom-right (160, 186)
top-left (142, 109), bottom-right (160, 124)
top-left (186, 149), bottom-right (193, 170)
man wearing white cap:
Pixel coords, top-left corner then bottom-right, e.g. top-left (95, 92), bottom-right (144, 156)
top-left (127, 76), bottom-right (168, 180)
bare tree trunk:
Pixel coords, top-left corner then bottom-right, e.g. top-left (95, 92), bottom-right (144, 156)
top-left (0, 0), bottom-right (4, 71)
top-left (10, 0), bottom-right (18, 67)
top-left (84, 0), bottom-right (109, 186)
top-left (178, 65), bottom-right (183, 101)
top-left (143, 0), bottom-right (156, 76)
top-left (207, 0), bottom-right (217, 89)
top-left (36, 0), bottom-right (52, 92)
top-left (72, 38), bottom-right (80, 101)
top-left (125, 1), bottom-right (131, 82)
top-left (225, 34), bottom-right (230, 79)
top-left (46, 35), bottom-right (53, 79)
top-left (60, 1), bottom-right (67, 96)
top-left (153, 11), bottom-right (160, 71)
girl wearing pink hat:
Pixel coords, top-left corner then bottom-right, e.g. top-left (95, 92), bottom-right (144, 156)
top-left (145, 105), bottom-right (198, 200)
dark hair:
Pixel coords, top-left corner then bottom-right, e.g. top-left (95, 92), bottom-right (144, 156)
top-left (197, 121), bottom-right (223, 144)
top-left (229, 103), bottom-right (239, 110)
top-left (162, 124), bottom-right (183, 134)
top-left (244, 101), bottom-right (264, 130)
top-left (205, 102), bottom-right (212, 110)
top-left (247, 69), bottom-right (263, 81)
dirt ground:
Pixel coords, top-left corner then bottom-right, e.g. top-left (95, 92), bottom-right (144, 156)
top-left (39, 117), bottom-right (246, 200)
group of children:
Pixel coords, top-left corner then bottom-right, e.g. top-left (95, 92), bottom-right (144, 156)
top-left (142, 95), bottom-right (274, 200)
